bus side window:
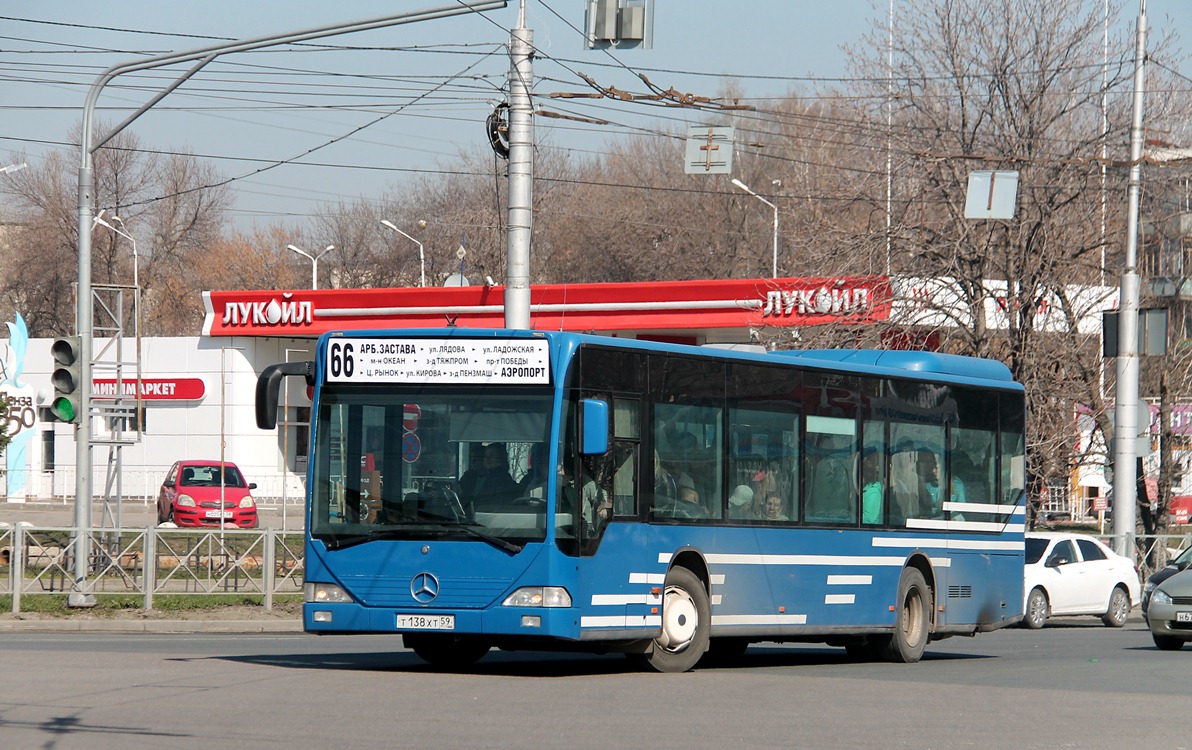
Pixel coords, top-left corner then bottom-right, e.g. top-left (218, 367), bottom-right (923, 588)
top-left (861, 422), bottom-right (886, 526)
top-left (613, 442), bottom-right (637, 515)
top-left (612, 398), bottom-right (640, 516)
top-left (804, 416), bottom-right (857, 523)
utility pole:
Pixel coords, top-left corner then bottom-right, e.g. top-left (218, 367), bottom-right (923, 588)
top-left (504, 0), bottom-right (533, 330)
top-left (1112, 0), bottom-right (1148, 562)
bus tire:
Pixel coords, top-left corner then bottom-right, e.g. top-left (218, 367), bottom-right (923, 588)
top-left (878, 567), bottom-right (931, 663)
top-left (631, 567), bottom-right (710, 673)
top-left (699, 637), bottom-right (750, 666)
top-left (404, 633), bottom-right (490, 669)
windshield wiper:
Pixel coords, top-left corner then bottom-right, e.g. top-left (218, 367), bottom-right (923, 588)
top-left (322, 528), bottom-right (416, 550)
top-left (440, 521), bottom-right (523, 554)
top-left (320, 521), bottom-right (522, 554)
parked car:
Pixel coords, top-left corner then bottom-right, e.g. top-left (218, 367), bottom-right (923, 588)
top-left (1144, 567), bottom-right (1192, 650)
top-left (157, 460), bottom-right (259, 528)
top-left (1141, 546), bottom-right (1192, 616)
top-left (1022, 532), bottom-right (1141, 629)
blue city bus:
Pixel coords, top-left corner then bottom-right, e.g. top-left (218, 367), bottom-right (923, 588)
top-left (256, 328), bottom-right (1026, 672)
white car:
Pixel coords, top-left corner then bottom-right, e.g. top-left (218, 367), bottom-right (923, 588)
top-left (1022, 532), bottom-right (1141, 629)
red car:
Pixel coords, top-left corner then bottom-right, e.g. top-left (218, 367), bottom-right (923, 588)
top-left (157, 460), bottom-right (259, 528)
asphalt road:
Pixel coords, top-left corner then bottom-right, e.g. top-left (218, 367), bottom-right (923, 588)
top-left (1, 619), bottom-right (1188, 750)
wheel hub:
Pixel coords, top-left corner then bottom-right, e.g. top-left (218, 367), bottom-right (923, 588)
top-left (658, 586), bottom-right (698, 652)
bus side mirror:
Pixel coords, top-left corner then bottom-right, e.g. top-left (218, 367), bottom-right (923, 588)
top-left (255, 361), bottom-right (314, 430)
top-left (580, 399), bottom-right (609, 455)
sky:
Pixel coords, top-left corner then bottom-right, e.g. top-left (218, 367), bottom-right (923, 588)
top-left (1, 1), bottom-right (1190, 232)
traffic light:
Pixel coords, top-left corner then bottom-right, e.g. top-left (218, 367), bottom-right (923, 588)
top-left (50, 336), bottom-right (82, 423)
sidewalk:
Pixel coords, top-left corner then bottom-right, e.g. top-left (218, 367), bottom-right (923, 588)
top-left (0, 617), bottom-right (303, 633)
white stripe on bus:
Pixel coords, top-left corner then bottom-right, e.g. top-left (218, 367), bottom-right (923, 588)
top-left (825, 594), bottom-right (856, 604)
top-left (581, 615), bottom-right (667, 624)
top-left (907, 519), bottom-right (1026, 533)
top-left (704, 553), bottom-right (908, 566)
top-left (826, 575), bottom-right (872, 585)
top-left (629, 572), bottom-right (667, 584)
top-left (591, 594), bottom-right (661, 606)
top-left (711, 614), bottom-right (808, 626)
top-left (872, 537), bottom-right (1024, 551)
top-left (942, 502), bottom-right (1021, 514)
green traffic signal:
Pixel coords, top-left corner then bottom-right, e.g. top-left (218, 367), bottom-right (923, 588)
top-left (50, 396), bottom-right (76, 422)
top-left (50, 335), bottom-right (82, 424)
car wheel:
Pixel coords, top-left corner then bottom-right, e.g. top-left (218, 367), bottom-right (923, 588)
top-left (1152, 633), bottom-right (1185, 651)
top-left (1023, 587), bottom-right (1049, 629)
top-left (1101, 586), bottom-right (1130, 627)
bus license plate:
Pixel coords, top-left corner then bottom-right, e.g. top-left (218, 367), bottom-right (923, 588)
top-left (1177, 612), bottom-right (1192, 623)
top-left (397, 614), bottom-right (455, 630)
top-left (204, 510), bottom-right (233, 518)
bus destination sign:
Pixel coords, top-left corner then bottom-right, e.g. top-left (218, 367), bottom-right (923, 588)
top-left (326, 338), bottom-right (551, 385)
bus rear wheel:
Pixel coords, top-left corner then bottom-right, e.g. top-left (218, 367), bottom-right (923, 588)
top-left (404, 633), bottom-right (490, 669)
top-left (630, 567), bottom-right (710, 673)
top-left (876, 567), bottom-right (931, 663)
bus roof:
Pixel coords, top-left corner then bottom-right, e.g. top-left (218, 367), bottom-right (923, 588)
top-left (320, 328), bottom-right (1021, 391)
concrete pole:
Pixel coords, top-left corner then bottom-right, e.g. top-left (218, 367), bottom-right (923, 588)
top-left (504, 0), bottom-right (533, 330)
top-left (1112, 0), bottom-right (1147, 561)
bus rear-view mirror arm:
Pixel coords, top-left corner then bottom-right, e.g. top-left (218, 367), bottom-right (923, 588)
top-left (256, 361), bottom-right (315, 430)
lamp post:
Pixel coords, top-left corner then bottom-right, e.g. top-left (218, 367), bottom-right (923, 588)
top-left (67, 0), bottom-right (509, 610)
top-left (731, 178), bottom-right (779, 278)
top-left (287, 244), bottom-right (335, 290)
top-left (380, 220), bottom-right (426, 287)
top-left (93, 212), bottom-right (138, 291)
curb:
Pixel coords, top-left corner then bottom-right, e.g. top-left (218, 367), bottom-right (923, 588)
top-left (0, 619), bottom-right (303, 634)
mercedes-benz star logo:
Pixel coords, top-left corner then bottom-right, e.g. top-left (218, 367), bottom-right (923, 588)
top-left (410, 572), bottom-right (440, 603)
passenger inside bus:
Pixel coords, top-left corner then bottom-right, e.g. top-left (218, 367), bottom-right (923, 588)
top-left (917, 450), bottom-right (944, 517)
top-left (861, 452), bottom-right (884, 525)
top-left (759, 491), bottom-right (789, 521)
top-left (518, 443), bottom-right (551, 499)
top-left (459, 442), bottom-right (520, 510)
top-left (728, 484), bottom-right (755, 519)
top-left (675, 486), bottom-right (710, 519)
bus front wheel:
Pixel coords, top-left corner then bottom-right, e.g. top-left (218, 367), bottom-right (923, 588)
top-left (404, 633), bottom-right (490, 669)
top-left (630, 567), bottom-right (710, 673)
top-left (877, 567), bottom-right (931, 663)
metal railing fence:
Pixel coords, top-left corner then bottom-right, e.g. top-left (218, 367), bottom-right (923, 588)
top-left (1, 525), bottom-right (304, 614)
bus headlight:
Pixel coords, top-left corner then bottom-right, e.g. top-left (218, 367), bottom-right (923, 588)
top-left (176, 494), bottom-right (195, 507)
top-left (502, 586), bottom-right (572, 608)
top-left (305, 582), bottom-right (353, 604)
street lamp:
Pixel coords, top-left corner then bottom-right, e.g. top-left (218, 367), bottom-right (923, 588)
top-left (93, 211), bottom-right (139, 290)
top-left (287, 243), bottom-right (335, 290)
top-left (380, 219), bottom-right (426, 287)
top-left (1, 162), bottom-right (27, 174)
top-left (731, 178), bottom-right (779, 278)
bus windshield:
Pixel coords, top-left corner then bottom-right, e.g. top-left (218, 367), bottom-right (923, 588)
top-left (310, 383), bottom-right (557, 546)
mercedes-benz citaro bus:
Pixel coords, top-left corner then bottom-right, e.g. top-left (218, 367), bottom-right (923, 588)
top-left (256, 329), bottom-right (1026, 672)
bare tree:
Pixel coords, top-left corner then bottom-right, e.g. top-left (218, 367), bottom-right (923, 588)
top-left (0, 125), bottom-right (231, 337)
